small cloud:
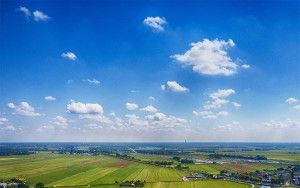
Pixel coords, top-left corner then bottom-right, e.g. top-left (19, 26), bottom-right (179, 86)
top-left (33, 10), bottom-right (50, 21)
top-left (51, 116), bottom-right (69, 128)
top-left (44, 96), bottom-right (56, 101)
top-left (17, 6), bottom-right (31, 18)
top-left (67, 101), bottom-right (103, 114)
top-left (193, 110), bottom-right (228, 119)
top-left (293, 105), bottom-right (300, 110)
top-left (171, 39), bottom-right (237, 76)
top-left (164, 81), bottom-right (189, 93)
top-left (210, 89), bottom-right (235, 99)
top-left (286, 97), bottom-right (298, 105)
top-left (84, 78), bottom-right (100, 85)
top-left (140, 105), bottom-right (158, 113)
top-left (7, 102), bottom-right (41, 117)
top-left (241, 64), bottom-right (251, 69)
top-left (131, 90), bottom-right (138, 93)
top-left (148, 96), bottom-right (155, 101)
top-left (232, 102), bottom-right (241, 108)
top-left (126, 102), bottom-right (139, 111)
top-left (143, 16), bottom-right (167, 32)
top-left (161, 84), bottom-right (166, 91)
top-left (0, 117), bottom-right (8, 125)
top-left (61, 52), bottom-right (77, 61)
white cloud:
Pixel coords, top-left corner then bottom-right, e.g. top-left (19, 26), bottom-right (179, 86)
top-left (217, 111), bottom-right (229, 117)
top-left (143, 16), bottom-right (167, 32)
top-left (51, 116), bottom-right (69, 128)
top-left (161, 84), bottom-right (166, 91)
top-left (140, 105), bottom-right (158, 113)
top-left (44, 96), bottom-right (56, 101)
top-left (126, 102), bottom-right (139, 110)
top-left (61, 52), bottom-right (77, 61)
top-left (218, 121), bottom-right (240, 130)
top-left (126, 114), bottom-right (149, 126)
top-left (2, 125), bottom-right (17, 131)
top-left (203, 98), bottom-right (228, 110)
top-left (210, 89), bottom-right (235, 99)
top-left (148, 96), bottom-right (155, 101)
top-left (204, 89), bottom-right (235, 109)
top-left (17, 6), bottom-right (31, 18)
top-left (232, 102), bottom-right (241, 108)
top-left (67, 102), bottom-right (103, 114)
top-left (171, 38), bottom-right (237, 76)
top-left (263, 119), bottom-right (300, 128)
top-left (7, 102), bottom-right (41, 117)
top-left (145, 112), bottom-right (187, 127)
top-left (85, 78), bottom-right (100, 85)
top-left (79, 114), bottom-right (112, 124)
top-left (86, 123), bottom-right (103, 129)
top-left (293, 105), bottom-right (300, 110)
top-left (164, 81), bottom-right (189, 93)
top-left (193, 110), bottom-right (228, 119)
top-left (193, 110), bottom-right (216, 119)
top-left (33, 10), bottom-right (50, 21)
top-left (241, 64), bottom-right (251, 69)
top-left (286, 97), bottom-right (298, 105)
top-left (0, 117), bottom-right (8, 125)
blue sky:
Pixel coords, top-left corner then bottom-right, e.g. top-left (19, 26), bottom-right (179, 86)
top-left (0, 0), bottom-right (299, 142)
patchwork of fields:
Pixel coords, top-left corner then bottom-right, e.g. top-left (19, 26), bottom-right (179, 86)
top-left (0, 154), bottom-right (252, 188)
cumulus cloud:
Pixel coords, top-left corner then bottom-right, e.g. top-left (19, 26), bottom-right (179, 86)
top-left (161, 84), bottom-right (166, 91)
top-left (7, 102), bottom-right (41, 117)
top-left (204, 89), bottom-right (235, 109)
top-left (143, 16), bottom-right (167, 32)
top-left (51, 116), bottom-right (69, 128)
top-left (145, 112), bottom-right (187, 128)
top-left (210, 89), bottom-right (235, 99)
top-left (84, 78), bottom-right (100, 85)
top-left (193, 110), bottom-right (228, 119)
top-left (33, 10), bottom-right (50, 21)
top-left (171, 38), bottom-right (238, 76)
top-left (286, 97), bottom-right (298, 105)
top-left (61, 52), bottom-right (77, 61)
top-left (126, 102), bottom-right (139, 110)
top-left (0, 117), bottom-right (8, 125)
top-left (140, 105), bottom-right (158, 113)
top-left (126, 114), bottom-right (149, 126)
top-left (232, 102), bottom-right (241, 108)
top-left (67, 102), bottom-right (103, 114)
top-left (162, 81), bottom-right (189, 93)
top-left (44, 96), bottom-right (56, 101)
top-left (241, 64), bottom-right (251, 69)
top-left (17, 6), bottom-right (31, 18)
top-left (17, 6), bottom-right (50, 22)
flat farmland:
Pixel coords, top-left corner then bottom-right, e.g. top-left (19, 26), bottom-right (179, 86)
top-left (188, 162), bottom-right (285, 174)
top-left (0, 154), bottom-right (186, 187)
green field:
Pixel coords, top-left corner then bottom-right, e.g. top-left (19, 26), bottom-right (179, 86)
top-left (188, 162), bottom-right (285, 174)
top-left (0, 154), bottom-right (252, 188)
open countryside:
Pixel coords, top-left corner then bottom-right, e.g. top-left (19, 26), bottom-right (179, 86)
top-left (0, 153), bottom-right (250, 188)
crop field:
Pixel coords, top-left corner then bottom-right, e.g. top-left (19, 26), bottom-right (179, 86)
top-left (144, 180), bottom-right (252, 188)
top-left (0, 153), bottom-right (185, 186)
top-left (221, 150), bottom-right (300, 162)
top-left (0, 154), bottom-right (253, 188)
top-left (189, 162), bottom-right (285, 174)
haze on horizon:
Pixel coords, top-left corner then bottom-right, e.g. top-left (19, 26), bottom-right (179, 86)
top-left (0, 0), bottom-right (299, 142)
